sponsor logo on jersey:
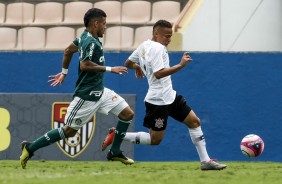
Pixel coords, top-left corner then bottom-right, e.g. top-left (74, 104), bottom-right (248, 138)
top-left (89, 43), bottom-right (95, 59)
top-left (89, 90), bottom-right (102, 96)
top-left (52, 102), bottom-right (96, 158)
top-left (99, 56), bottom-right (105, 63)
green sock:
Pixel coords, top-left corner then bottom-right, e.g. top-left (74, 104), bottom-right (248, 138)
top-left (28, 127), bottom-right (66, 153)
top-left (110, 120), bottom-right (131, 154)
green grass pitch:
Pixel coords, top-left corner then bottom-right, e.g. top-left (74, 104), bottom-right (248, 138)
top-left (0, 160), bottom-right (281, 184)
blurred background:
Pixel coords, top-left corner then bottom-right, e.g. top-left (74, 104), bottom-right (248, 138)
top-left (0, 0), bottom-right (281, 162)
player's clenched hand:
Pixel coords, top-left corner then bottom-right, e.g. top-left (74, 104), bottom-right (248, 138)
top-left (135, 66), bottom-right (144, 79)
top-left (111, 66), bottom-right (128, 76)
top-left (180, 52), bottom-right (192, 67)
top-left (48, 73), bottom-right (66, 87)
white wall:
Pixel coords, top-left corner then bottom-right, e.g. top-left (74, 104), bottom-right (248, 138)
top-left (183, 0), bottom-right (282, 51)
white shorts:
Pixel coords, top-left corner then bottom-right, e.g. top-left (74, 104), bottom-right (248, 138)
top-left (65, 87), bottom-right (128, 130)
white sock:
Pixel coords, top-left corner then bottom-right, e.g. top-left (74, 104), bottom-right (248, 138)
top-left (124, 132), bottom-right (151, 145)
top-left (188, 126), bottom-right (210, 162)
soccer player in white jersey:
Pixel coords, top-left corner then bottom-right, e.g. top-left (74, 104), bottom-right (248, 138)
top-left (19, 8), bottom-right (134, 169)
top-left (102, 20), bottom-right (227, 170)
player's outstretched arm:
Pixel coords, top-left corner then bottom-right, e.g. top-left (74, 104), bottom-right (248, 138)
top-left (48, 43), bottom-right (78, 87)
top-left (79, 59), bottom-right (128, 76)
top-left (124, 59), bottom-right (144, 79)
top-left (154, 52), bottom-right (192, 79)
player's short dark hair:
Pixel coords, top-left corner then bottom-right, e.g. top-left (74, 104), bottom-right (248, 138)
top-left (84, 8), bottom-right (107, 27)
top-left (153, 20), bottom-right (172, 31)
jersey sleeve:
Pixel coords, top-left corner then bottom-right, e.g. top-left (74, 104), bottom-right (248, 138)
top-left (128, 48), bottom-right (140, 64)
top-left (73, 38), bottom-right (79, 47)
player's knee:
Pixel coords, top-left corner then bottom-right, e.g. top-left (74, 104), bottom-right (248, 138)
top-left (191, 118), bottom-right (201, 128)
top-left (119, 107), bottom-right (134, 121)
top-left (186, 117), bottom-right (201, 128)
top-left (194, 117), bottom-right (201, 127)
top-left (126, 109), bottom-right (134, 120)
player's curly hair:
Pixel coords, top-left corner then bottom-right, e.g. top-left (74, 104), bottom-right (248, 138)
top-left (153, 20), bottom-right (172, 31)
top-left (84, 8), bottom-right (107, 28)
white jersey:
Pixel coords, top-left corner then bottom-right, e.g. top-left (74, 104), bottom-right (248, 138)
top-left (128, 39), bottom-right (176, 105)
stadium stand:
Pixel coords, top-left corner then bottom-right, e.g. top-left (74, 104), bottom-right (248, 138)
top-left (149, 1), bottom-right (180, 24)
top-left (33, 2), bottom-right (63, 25)
top-left (121, 1), bottom-right (151, 24)
top-left (0, 27), bottom-right (17, 50)
top-left (103, 26), bottom-right (134, 50)
top-left (0, 0), bottom-right (185, 51)
top-left (16, 27), bottom-right (45, 50)
top-left (133, 26), bottom-right (153, 48)
top-left (0, 3), bottom-right (5, 24)
top-left (45, 26), bottom-right (75, 50)
top-left (94, 1), bottom-right (122, 24)
top-left (63, 2), bottom-right (93, 25)
top-left (5, 2), bottom-right (34, 25)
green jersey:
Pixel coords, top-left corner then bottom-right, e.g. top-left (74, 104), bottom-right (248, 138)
top-left (73, 30), bottom-right (105, 101)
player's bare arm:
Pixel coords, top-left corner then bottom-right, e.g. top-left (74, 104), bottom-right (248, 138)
top-left (62, 43), bottom-right (78, 69)
top-left (124, 59), bottom-right (144, 78)
top-left (80, 59), bottom-right (128, 75)
top-left (48, 43), bottom-right (78, 87)
top-left (154, 52), bottom-right (192, 79)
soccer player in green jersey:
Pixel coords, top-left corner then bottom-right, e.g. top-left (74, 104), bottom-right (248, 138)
top-left (20, 8), bottom-right (134, 169)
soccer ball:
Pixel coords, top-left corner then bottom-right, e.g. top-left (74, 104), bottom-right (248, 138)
top-left (240, 134), bottom-right (264, 158)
